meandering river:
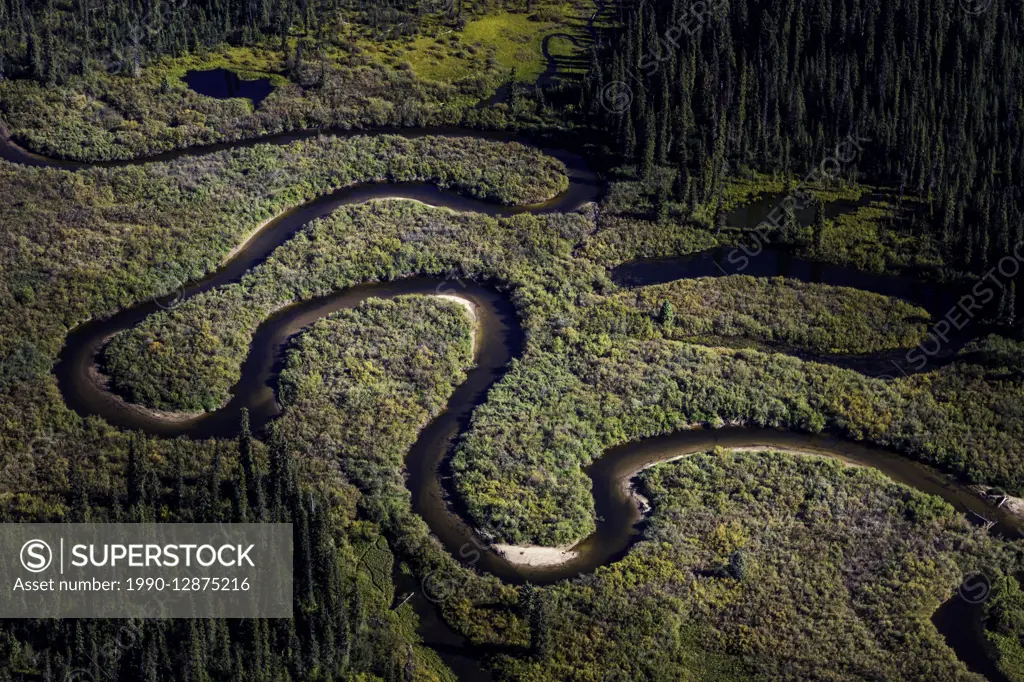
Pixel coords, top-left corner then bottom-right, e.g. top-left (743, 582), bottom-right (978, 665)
top-left (1, 127), bottom-right (1013, 680)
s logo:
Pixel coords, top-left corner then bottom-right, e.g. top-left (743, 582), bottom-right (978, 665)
top-left (20, 539), bottom-right (52, 573)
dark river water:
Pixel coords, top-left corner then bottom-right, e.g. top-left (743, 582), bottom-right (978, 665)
top-left (0, 128), bottom-right (1012, 680)
top-left (610, 244), bottom-right (959, 314)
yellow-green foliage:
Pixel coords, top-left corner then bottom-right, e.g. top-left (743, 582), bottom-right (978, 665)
top-left (0, 0), bottom-right (593, 162)
top-left (701, 173), bottom-right (867, 224)
top-left (590, 275), bottom-right (931, 354)
top-left (452, 335), bottom-right (1024, 546)
top-left (0, 41), bottom-right (533, 161)
top-left (160, 46), bottom-right (291, 86)
top-left (1, 124), bottom-right (1021, 681)
top-left (100, 139), bottom-right (568, 412)
top-left (984, 575), bottom-right (1024, 681)
top-left (989, 632), bottom-right (1024, 682)
top-left (492, 452), bottom-right (1015, 680)
top-left (803, 199), bottom-right (946, 274)
top-left (578, 214), bottom-right (721, 266)
top-left (398, 5), bottom-right (584, 83)
top-left (357, 535), bottom-right (397, 603)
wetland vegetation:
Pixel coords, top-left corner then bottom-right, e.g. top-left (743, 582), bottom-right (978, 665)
top-left (1, 0), bottom-right (1023, 679)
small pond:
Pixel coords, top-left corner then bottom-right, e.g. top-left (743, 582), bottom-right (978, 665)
top-left (182, 68), bottom-right (275, 108)
top-left (725, 190), bottom-right (884, 229)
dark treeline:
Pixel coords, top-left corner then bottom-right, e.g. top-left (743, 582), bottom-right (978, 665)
top-left (0, 411), bottom-right (418, 682)
top-left (582, 0), bottom-right (1024, 322)
top-left (0, 0), bottom-right (450, 83)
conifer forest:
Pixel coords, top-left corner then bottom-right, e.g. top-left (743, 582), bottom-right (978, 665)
top-left (0, 0), bottom-right (1023, 680)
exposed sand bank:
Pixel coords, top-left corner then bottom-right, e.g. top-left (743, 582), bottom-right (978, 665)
top-left (434, 294), bottom-right (479, 355)
top-left (87, 353), bottom-right (204, 424)
top-left (492, 543), bottom-right (580, 567)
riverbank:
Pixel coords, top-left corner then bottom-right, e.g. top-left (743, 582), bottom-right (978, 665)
top-left (86, 337), bottom-right (205, 424)
top-left (492, 543), bottom-right (579, 567)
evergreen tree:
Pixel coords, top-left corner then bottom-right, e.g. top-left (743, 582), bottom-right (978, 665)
top-left (237, 408), bottom-right (266, 520)
top-left (578, 0), bottom-right (1024, 295)
top-left (659, 300), bottom-right (676, 329)
top-left (67, 455), bottom-right (89, 523)
top-left (729, 550), bottom-right (747, 580)
top-left (812, 197), bottom-right (827, 248)
top-left (654, 183), bottom-right (670, 223)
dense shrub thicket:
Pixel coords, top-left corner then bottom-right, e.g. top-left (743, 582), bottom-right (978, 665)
top-left (0, 0), bottom-right (560, 161)
top-left (1, 0), bottom-right (1023, 675)
top-left (102, 200), bottom-right (588, 411)
top-left (88, 191), bottom-right (1024, 543)
top-left (103, 200), bottom-right (933, 412)
top-left (452, 338), bottom-right (1024, 545)
top-left (584, 274), bottom-right (931, 354)
top-left (1, 128), bottom-right (1022, 681)
top-left (584, 0), bottom-right (1024, 316)
top-left (270, 300), bottom-right (1023, 681)
top-left (492, 451), bottom-right (1018, 681)
top-left (0, 133), bottom-right (565, 493)
top-left (0, 298), bottom-right (476, 680)
top-left (985, 575), bottom-right (1024, 681)
top-left (277, 295), bottom-right (476, 420)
